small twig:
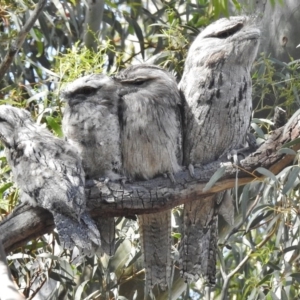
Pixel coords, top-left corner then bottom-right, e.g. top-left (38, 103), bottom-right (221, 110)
top-left (0, 0), bottom-right (47, 81)
top-left (119, 268), bottom-right (145, 285)
top-left (27, 275), bottom-right (48, 300)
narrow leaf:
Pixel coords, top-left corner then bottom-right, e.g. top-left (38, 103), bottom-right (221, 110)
top-left (282, 166), bottom-right (300, 194)
top-left (241, 184), bottom-right (250, 221)
top-left (281, 138), bottom-right (300, 148)
top-left (124, 16), bottom-right (145, 59)
top-left (255, 167), bottom-right (278, 183)
top-left (46, 116), bottom-right (63, 137)
top-left (74, 280), bottom-right (89, 300)
top-left (277, 148), bottom-right (297, 155)
top-left (203, 166), bottom-right (226, 192)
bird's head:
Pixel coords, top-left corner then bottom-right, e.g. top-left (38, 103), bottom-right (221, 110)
top-left (188, 16), bottom-right (261, 69)
top-left (113, 64), bottom-right (180, 105)
top-left (0, 105), bottom-right (32, 148)
top-left (61, 74), bottom-right (121, 109)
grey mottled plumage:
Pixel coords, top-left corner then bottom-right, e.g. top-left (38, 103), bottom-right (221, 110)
top-left (62, 74), bottom-right (122, 256)
top-left (179, 16), bottom-right (260, 283)
top-left (0, 105), bottom-right (101, 255)
top-left (115, 65), bottom-right (182, 293)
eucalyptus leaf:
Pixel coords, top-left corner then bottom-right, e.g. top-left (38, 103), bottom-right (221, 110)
top-left (255, 167), bottom-right (278, 183)
top-left (282, 166), bottom-right (300, 194)
top-left (203, 166), bottom-right (226, 191)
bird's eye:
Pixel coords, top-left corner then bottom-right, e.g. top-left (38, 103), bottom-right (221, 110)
top-left (208, 23), bottom-right (243, 39)
top-left (119, 77), bottom-right (147, 85)
top-left (134, 80), bottom-right (145, 85)
top-left (73, 87), bottom-right (98, 96)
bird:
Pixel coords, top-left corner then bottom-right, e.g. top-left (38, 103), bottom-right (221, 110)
top-left (114, 64), bottom-right (182, 294)
top-left (61, 73), bottom-right (123, 256)
top-left (178, 16), bottom-right (260, 284)
top-left (0, 105), bottom-right (101, 255)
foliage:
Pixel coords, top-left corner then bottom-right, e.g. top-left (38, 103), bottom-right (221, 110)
top-left (252, 54), bottom-right (300, 119)
top-left (0, 0), bottom-right (298, 299)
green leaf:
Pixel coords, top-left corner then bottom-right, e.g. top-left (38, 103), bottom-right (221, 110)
top-left (74, 280), bottom-right (89, 300)
top-left (257, 274), bottom-right (272, 286)
top-left (172, 232), bottom-right (181, 239)
top-left (0, 182), bottom-right (13, 198)
top-left (241, 183), bottom-right (250, 221)
top-left (231, 0), bottom-right (242, 11)
top-left (103, 9), bottom-right (123, 37)
top-left (267, 291), bottom-right (280, 300)
top-left (266, 262), bottom-right (281, 271)
top-left (282, 166), bottom-right (300, 194)
top-left (46, 116), bottom-right (63, 137)
top-left (283, 245), bottom-right (300, 253)
top-left (124, 15), bottom-right (145, 59)
top-left (252, 118), bottom-right (274, 125)
top-left (291, 273), bottom-right (300, 283)
top-left (50, 270), bottom-right (76, 285)
top-left (36, 41), bottom-right (44, 58)
top-left (109, 239), bottom-right (132, 273)
top-left (246, 206), bottom-right (274, 232)
top-left (277, 148), bottom-right (297, 155)
top-left (251, 123), bottom-right (266, 139)
top-left (37, 253), bottom-right (60, 259)
top-left (203, 166), bottom-right (226, 192)
top-left (281, 138), bottom-right (300, 148)
top-left (281, 288), bottom-right (288, 300)
top-left (255, 167), bottom-right (278, 183)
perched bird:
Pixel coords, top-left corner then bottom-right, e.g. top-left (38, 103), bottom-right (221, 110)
top-left (62, 74), bottom-right (122, 256)
top-left (114, 65), bottom-right (182, 293)
top-left (0, 105), bottom-right (101, 255)
top-left (179, 16), bottom-right (260, 283)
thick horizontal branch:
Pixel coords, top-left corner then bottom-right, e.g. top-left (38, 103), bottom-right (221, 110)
top-left (1, 110), bottom-right (300, 252)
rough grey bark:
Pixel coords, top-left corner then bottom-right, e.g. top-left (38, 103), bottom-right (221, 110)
top-left (83, 0), bottom-right (105, 51)
top-left (62, 74), bottom-right (122, 256)
top-left (114, 65), bottom-right (182, 294)
top-left (231, 0), bottom-right (300, 62)
top-left (178, 16), bottom-right (260, 283)
top-left (0, 105), bottom-right (101, 255)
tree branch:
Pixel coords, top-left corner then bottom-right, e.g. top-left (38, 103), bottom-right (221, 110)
top-left (1, 109), bottom-right (300, 253)
top-left (0, 0), bottom-right (47, 81)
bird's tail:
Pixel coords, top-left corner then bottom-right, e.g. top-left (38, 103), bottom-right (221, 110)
top-left (53, 211), bottom-right (101, 256)
top-left (179, 194), bottom-right (220, 284)
top-left (139, 210), bottom-right (173, 294)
